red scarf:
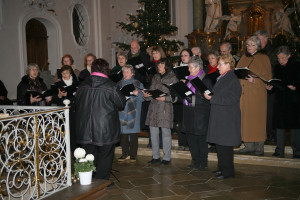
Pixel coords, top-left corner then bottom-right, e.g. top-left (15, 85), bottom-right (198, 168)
top-left (208, 64), bottom-right (218, 74)
top-left (153, 59), bottom-right (159, 63)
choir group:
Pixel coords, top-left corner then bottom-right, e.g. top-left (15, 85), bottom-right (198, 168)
top-left (1, 29), bottom-right (299, 181)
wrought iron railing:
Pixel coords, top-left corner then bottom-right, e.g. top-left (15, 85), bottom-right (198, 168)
top-left (0, 105), bottom-right (72, 199)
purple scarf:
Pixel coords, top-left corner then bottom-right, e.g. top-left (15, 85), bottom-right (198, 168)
top-left (184, 70), bottom-right (204, 106)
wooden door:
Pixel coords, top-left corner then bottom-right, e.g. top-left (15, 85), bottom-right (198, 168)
top-left (26, 19), bottom-right (49, 71)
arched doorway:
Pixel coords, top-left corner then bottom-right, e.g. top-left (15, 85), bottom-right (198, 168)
top-left (26, 19), bottom-right (49, 71)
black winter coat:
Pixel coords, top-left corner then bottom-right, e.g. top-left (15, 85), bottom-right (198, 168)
top-left (52, 78), bottom-right (78, 111)
top-left (75, 75), bottom-right (126, 146)
top-left (17, 75), bottom-right (48, 105)
top-left (181, 76), bottom-right (213, 135)
top-left (78, 69), bottom-right (90, 84)
top-left (207, 70), bottom-right (242, 146)
top-left (271, 57), bottom-right (300, 129)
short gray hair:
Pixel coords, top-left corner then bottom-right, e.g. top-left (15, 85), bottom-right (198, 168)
top-left (191, 46), bottom-right (201, 54)
top-left (276, 46), bottom-right (291, 56)
top-left (246, 36), bottom-right (261, 51)
top-left (117, 51), bottom-right (128, 60)
top-left (26, 63), bottom-right (40, 75)
top-left (254, 29), bottom-right (269, 39)
top-left (122, 64), bottom-right (135, 75)
top-left (188, 56), bottom-right (203, 70)
top-left (221, 42), bottom-right (232, 51)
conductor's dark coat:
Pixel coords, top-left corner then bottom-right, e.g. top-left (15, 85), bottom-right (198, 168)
top-left (207, 70), bottom-right (242, 146)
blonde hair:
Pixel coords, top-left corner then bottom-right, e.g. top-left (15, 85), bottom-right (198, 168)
top-left (218, 54), bottom-right (235, 69)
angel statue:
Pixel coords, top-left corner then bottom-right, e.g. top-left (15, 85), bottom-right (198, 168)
top-left (220, 14), bottom-right (242, 39)
top-left (204, 0), bottom-right (222, 32)
top-left (273, 7), bottom-right (296, 36)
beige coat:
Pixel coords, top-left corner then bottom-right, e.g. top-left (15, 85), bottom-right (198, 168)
top-left (236, 53), bottom-right (272, 142)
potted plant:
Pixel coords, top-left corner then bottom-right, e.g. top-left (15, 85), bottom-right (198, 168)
top-left (74, 147), bottom-right (96, 185)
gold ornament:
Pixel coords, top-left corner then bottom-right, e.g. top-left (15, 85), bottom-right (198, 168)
top-left (133, 22), bottom-right (138, 28)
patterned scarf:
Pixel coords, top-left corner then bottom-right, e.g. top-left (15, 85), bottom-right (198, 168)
top-left (118, 79), bottom-right (141, 129)
top-left (184, 70), bottom-right (205, 106)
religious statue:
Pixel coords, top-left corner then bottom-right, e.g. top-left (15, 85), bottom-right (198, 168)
top-left (273, 7), bottom-right (295, 36)
top-left (220, 14), bottom-right (242, 39)
top-left (204, 0), bottom-right (222, 32)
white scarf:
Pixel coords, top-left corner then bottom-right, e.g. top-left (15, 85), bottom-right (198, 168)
top-left (63, 76), bottom-right (73, 86)
top-left (87, 65), bottom-right (92, 73)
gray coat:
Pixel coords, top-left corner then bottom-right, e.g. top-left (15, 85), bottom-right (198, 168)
top-left (207, 70), bottom-right (242, 146)
top-left (145, 70), bottom-right (178, 128)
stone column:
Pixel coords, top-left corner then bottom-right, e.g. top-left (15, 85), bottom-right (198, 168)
top-left (193, 0), bottom-right (205, 31)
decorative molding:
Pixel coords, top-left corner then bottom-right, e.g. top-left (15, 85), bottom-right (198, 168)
top-left (22, 0), bottom-right (56, 15)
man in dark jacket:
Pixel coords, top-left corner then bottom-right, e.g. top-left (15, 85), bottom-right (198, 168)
top-left (255, 30), bottom-right (278, 142)
top-left (75, 58), bottom-right (126, 180)
top-left (127, 40), bottom-right (152, 88)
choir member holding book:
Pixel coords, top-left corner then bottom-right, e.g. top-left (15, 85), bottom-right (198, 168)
top-left (17, 63), bottom-right (52, 106)
top-left (236, 36), bottom-right (271, 156)
top-left (266, 46), bottom-right (300, 159)
top-left (52, 65), bottom-right (78, 152)
top-left (173, 48), bottom-right (193, 151)
top-left (181, 56), bottom-right (213, 170)
top-left (116, 65), bottom-right (144, 162)
top-left (204, 54), bottom-right (242, 179)
top-left (142, 58), bottom-right (178, 166)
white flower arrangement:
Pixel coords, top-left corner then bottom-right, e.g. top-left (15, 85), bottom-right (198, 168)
top-left (85, 154), bottom-right (95, 162)
top-left (74, 148), bottom-right (86, 159)
top-left (74, 148), bottom-right (96, 178)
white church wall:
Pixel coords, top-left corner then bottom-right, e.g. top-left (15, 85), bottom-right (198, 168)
top-left (0, 0), bottom-right (193, 100)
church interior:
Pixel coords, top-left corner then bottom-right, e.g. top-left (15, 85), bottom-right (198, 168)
top-left (0, 0), bottom-right (300, 199)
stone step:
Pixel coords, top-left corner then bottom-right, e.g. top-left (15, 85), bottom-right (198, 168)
top-left (115, 138), bottom-right (300, 169)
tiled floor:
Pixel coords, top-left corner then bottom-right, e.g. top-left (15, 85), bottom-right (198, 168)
top-left (99, 156), bottom-right (300, 200)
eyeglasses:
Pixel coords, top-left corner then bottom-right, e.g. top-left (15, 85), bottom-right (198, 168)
top-left (218, 62), bottom-right (228, 66)
top-left (246, 44), bottom-right (256, 47)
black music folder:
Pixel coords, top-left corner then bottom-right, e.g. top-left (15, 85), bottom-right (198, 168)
top-left (164, 81), bottom-right (193, 99)
top-left (173, 65), bottom-right (190, 80)
top-left (25, 89), bottom-right (53, 100)
top-left (234, 67), bottom-right (256, 79)
top-left (265, 79), bottom-right (286, 90)
top-left (190, 77), bottom-right (213, 95)
top-left (144, 89), bottom-right (167, 99)
top-left (120, 84), bottom-right (135, 97)
top-left (108, 71), bottom-right (123, 83)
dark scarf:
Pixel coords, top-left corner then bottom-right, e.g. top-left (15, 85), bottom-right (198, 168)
top-left (27, 76), bottom-right (43, 92)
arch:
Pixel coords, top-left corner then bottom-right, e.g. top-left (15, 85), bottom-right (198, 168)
top-left (19, 10), bottom-right (63, 76)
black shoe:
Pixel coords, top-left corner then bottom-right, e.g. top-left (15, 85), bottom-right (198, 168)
top-left (161, 160), bottom-right (170, 166)
top-left (186, 164), bottom-right (198, 169)
top-left (130, 156), bottom-right (136, 162)
top-left (118, 155), bottom-right (130, 161)
top-left (272, 152), bottom-right (284, 158)
top-left (215, 174), bottom-right (234, 179)
top-left (212, 170), bottom-right (222, 176)
top-left (148, 158), bottom-right (160, 165)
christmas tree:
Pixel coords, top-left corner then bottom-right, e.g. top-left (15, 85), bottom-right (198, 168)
top-left (114, 0), bottom-right (184, 60)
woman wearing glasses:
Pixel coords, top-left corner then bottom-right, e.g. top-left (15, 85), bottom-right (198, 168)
top-left (236, 36), bottom-right (272, 156)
